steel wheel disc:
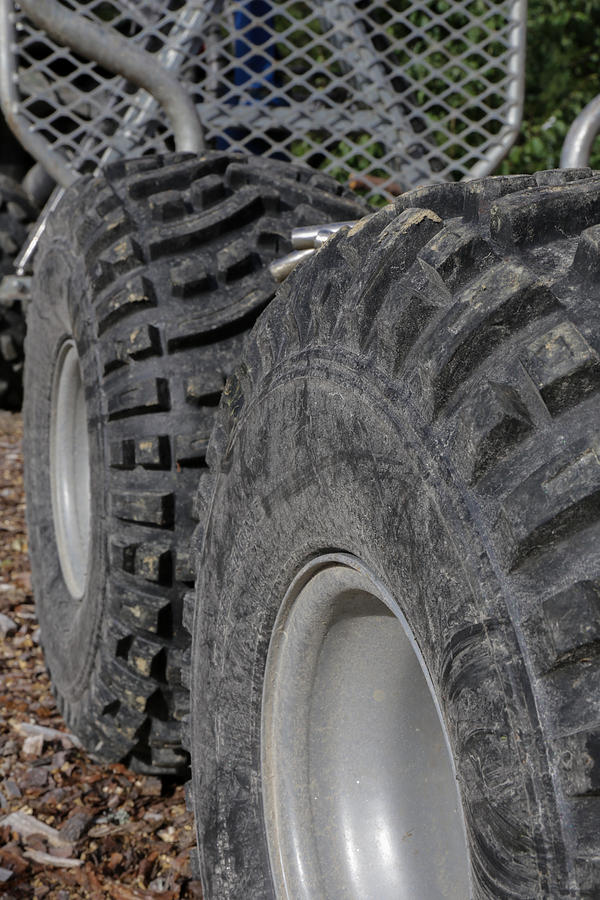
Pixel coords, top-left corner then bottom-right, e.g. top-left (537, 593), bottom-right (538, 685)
top-left (262, 553), bottom-right (471, 899)
top-left (50, 338), bottom-right (91, 600)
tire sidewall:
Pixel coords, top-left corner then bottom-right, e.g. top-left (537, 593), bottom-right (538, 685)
top-left (192, 356), bottom-right (563, 899)
top-left (24, 236), bottom-right (108, 705)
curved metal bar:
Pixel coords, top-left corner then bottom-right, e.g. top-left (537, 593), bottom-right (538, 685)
top-left (0, 0), bottom-right (77, 187)
top-left (13, 0), bottom-right (204, 186)
top-left (561, 94), bottom-right (600, 169)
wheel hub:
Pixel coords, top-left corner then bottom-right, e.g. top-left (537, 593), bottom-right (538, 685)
top-left (261, 553), bottom-right (471, 899)
top-left (50, 338), bottom-right (91, 600)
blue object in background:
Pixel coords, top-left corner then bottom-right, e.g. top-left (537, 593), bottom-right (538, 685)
top-left (218, 0), bottom-right (289, 156)
top-left (233, 0), bottom-right (279, 94)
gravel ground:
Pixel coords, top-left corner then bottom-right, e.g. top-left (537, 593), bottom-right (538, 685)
top-left (0, 412), bottom-right (202, 899)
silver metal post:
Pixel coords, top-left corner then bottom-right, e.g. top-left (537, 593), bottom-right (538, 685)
top-left (561, 94), bottom-right (600, 169)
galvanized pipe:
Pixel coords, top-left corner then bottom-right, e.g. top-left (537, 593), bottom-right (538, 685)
top-left (561, 93), bottom-right (600, 169)
top-left (292, 222), bottom-right (357, 250)
top-left (271, 221), bottom-right (358, 282)
top-left (467, 0), bottom-right (528, 180)
top-left (24, 163), bottom-right (56, 209)
top-left (270, 248), bottom-right (315, 283)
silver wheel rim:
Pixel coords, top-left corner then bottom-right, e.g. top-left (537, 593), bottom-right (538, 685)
top-left (262, 553), bottom-right (471, 900)
top-left (50, 339), bottom-right (91, 600)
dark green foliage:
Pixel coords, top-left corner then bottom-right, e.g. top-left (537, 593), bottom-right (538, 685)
top-left (500, 1), bottom-right (600, 174)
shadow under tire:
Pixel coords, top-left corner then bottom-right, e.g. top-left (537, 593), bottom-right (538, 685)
top-left (24, 151), bottom-right (366, 775)
top-left (190, 168), bottom-right (600, 897)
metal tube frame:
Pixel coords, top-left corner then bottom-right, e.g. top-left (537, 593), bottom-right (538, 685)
top-left (561, 93), bottom-right (600, 169)
top-left (0, 0), bottom-right (204, 189)
top-left (0, 0), bottom-right (76, 186)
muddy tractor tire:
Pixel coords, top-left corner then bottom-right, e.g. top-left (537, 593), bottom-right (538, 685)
top-left (23, 152), bottom-right (366, 775)
top-left (189, 169), bottom-right (600, 897)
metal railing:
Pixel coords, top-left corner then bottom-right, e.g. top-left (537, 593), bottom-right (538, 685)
top-left (1, 0), bottom-right (528, 203)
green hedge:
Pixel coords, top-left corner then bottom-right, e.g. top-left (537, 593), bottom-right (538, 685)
top-left (499, 0), bottom-right (600, 174)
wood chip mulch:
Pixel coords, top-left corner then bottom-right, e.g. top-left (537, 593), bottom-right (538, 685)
top-left (0, 412), bottom-right (202, 899)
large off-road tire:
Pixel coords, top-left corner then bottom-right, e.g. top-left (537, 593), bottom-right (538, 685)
top-left (24, 152), bottom-right (366, 775)
top-left (0, 174), bottom-right (35, 410)
top-left (189, 168), bottom-right (600, 897)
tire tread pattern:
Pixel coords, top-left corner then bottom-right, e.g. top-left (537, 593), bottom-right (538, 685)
top-left (27, 153), bottom-right (366, 775)
top-left (194, 167), bottom-right (600, 895)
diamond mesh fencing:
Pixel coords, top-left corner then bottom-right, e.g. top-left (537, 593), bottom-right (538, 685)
top-left (7, 0), bottom-right (526, 203)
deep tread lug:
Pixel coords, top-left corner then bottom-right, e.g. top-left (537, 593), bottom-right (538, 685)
top-left (455, 380), bottom-right (533, 483)
top-left (112, 491), bottom-right (175, 528)
top-left (490, 177), bottom-right (600, 249)
top-left (501, 441), bottom-right (600, 570)
top-left (542, 581), bottom-right (600, 667)
top-left (432, 262), bottom-right (560, 412)
top-left (572, 224), bottom-right (600, 281)
top-left (108, 376), bottom-right (170, 420)
top-left (97, 275), bottom-right (157, 335)
top-left (521, 321), bottom-right (600, 416)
